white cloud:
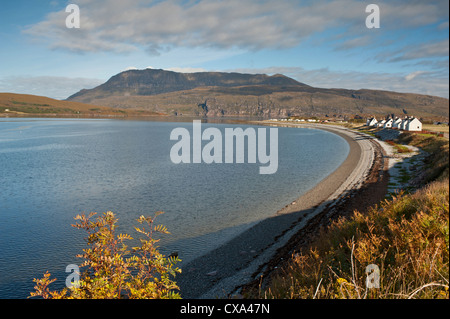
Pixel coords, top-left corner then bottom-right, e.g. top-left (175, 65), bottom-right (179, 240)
top-left (231, 66), bottom-right (449, 98)
top-left (438, 21), bottom-right (449, 30)
top-left (377, 39), bottom-right (449, 63)
top-left (379, 1), bottom-right (448, 27)
top-left (23, 0), bottom-right (448, 55)
top-left (14, 1), bottom-right (449, 99)
top-left (166, 67), bottom-right (207, 73)
top-left (399, 39), bottom-right (449, 62)
top-left (335, 35), bottom-right (372, 50)
top-left (122, 66), bottom-right (139, 72)
top-left (404, 71), bottom-right (427, 81)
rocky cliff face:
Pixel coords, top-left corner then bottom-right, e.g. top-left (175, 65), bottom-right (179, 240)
top-left (67, 69), bottom-right (449, 120)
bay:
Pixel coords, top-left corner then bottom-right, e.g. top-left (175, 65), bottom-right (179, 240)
top-left (0, 118), bottom-right (349, 298)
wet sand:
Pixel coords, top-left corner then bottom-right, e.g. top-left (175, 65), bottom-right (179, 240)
top-left (177, 123), bottom-right (376, 299)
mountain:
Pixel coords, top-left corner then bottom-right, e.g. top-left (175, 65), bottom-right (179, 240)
top-left (67, 69), bottom-right (449, 120)
top-left (68, 69), bottom-right (307, 101)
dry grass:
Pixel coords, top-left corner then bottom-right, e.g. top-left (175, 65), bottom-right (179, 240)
top-left (260, 134), bottom-right (449, 299)
top-left (263, 181), bottom-right (449, 299)
top-left (422, 124), bottom-right (449, 134)
top-left (0, 93), bottom-right (161, 117)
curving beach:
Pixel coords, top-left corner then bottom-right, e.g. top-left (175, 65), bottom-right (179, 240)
top-left (177, 123), bottom-right (384, 299)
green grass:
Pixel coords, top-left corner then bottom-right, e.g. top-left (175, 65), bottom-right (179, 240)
top-left (385, 140), bottom-right (411, 154)
top-left (356, 127), bottom-right (376, 137)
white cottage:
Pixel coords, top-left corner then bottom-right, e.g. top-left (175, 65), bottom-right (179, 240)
top-left (366, 117), bottom-right (378, 127)
top-left (377, 119), bottom-right (386, 128)
top-left (400, 118), bottom-right (409, 130)
top-left (406, 118), bottom-right (422, 131)
top-left (392, 118), bottom-right (402, 129)
top-left (384, 118), bottom-right (393, 128)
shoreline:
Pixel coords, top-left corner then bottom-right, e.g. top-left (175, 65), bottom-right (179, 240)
top-left (177, 122), bottom-right (382, 299)
top-left (1, 116), bottom-right (384, 298)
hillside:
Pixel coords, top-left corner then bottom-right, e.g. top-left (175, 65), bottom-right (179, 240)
top-left (67, 69), bottom-right (449, 120)
top-left (246, 128), bottom-right (449, 299)
top-left (0, 93), bottom-right (160, 117)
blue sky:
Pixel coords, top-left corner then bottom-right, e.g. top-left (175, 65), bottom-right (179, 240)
top-left (0, 0), bottom-right (448, 99)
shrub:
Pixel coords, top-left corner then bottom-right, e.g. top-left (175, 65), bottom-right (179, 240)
top-left (30, 211), bottom-right (181, 299)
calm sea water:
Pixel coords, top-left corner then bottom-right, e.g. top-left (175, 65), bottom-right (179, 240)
top-left (0, 118), bottom-right (349, 299)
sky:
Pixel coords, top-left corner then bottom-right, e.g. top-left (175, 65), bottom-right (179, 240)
top-left (0, 0), bottom-right (448, 100)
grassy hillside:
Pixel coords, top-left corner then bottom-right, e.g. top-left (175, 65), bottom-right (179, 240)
top-left (253, 132), bottom-right (449, 299)
top-left (0, 93), bottom-right (162, 117)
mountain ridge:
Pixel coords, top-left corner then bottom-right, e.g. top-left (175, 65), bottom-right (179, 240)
top-left (67, 69), bottom-right (308, 101)
top-left (67, 69), bottom-right (449, 120)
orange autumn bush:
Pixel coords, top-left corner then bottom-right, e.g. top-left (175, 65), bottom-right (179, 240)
top-left (30, 211), bottom-right (181, 299)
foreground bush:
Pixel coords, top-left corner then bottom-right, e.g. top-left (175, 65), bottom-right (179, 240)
top-left (264, 180), bottom-right (449, 299)
top-left (30, 211), bottom-right (181, 299)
